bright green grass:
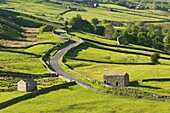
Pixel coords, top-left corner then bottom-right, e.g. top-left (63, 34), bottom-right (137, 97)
top-left (100, 4), bottom-right (170, 17)
top-left (130, 81), bottom-right (170, 96)
top-left (24, 44), bottom-right (54, 55)
top-left (70, 31), bottom-right (118, 45)
top-left (1, 85), bottom-right (170, 113)
top-left (36, 32), bottom-right (66, 43)
top-left (0, 52), bottom-right (49, 74)
top-left (65, 60), bottom-right (170, 95)
top-left (89, 41), bottom-right (170, 59)
top-left (67, 46), bottom-right (151, 63)
top-left (63, 6), bottom-right (166, 22)
top-left (66, 60), bottom-right (170, 81)
top-left (70, 31), bottom-right (170, 59)
top-left (6, 0), bottom-right (67, 22)
top-left (0, 91), bottom-right (27, 103)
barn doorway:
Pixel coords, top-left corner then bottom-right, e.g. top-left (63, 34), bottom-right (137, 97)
top-left (116, 82), bottom-right (118, 86)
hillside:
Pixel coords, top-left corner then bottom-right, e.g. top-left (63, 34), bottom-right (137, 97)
top-left (0, 0), bottom-right (170, 112)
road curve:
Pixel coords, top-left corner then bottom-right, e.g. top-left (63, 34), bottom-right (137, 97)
top-left (49, 39), bottom-right (93, 89)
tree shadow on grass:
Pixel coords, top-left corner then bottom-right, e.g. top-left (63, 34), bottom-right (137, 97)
top-left (65, 42), bottom-right (90, 58)
top-left (53, 100), bottom-right (116, 113)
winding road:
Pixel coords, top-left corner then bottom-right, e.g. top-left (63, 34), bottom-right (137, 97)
top-left (49, 39), bottom-right (93, 89)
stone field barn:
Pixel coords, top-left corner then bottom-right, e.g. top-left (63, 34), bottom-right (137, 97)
top-left (104, 72), bottom-right (129, 87)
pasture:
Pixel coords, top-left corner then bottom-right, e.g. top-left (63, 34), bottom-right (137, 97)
top-left (0, 85), bottom-right (170, 113)
top-left (63, 4), bottom-right (169, 22)
top-left (0, 0), bottom-right (170, 112)
top-left (64, 32), bottom-right (170, 95)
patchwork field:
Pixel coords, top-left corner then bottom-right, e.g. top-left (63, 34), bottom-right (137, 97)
top-left (63, 4), bottom-right (169, 22)
top-left (0, 0), bottom-right (170, 112)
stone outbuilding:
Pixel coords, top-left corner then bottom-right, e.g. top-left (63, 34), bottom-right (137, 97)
top-left (93, 3), bottom-right (99, 8)
top-left (117, 36), bottom-right (127, 45)
top-left (18, 79), bottom-right (37, 92)
top-left (104, 72), bottom-right (129, 87)
top-left (54, 29), bottom-right (66, 35)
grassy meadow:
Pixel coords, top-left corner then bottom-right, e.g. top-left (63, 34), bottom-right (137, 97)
top-left (0, 85), bottom-right (170, 113)
top-left (64, 31), bottom-right (170, 95)
top-left (0, 91), bottom-right (27, 103)
top-left (0, 31), bottom-right (66, 74)
top-left (6, 0), bottom-right (68, 22)
top-left (0, 0), bottom-right (170, 112)
top-left (36, 32), bottom-right (67, 43)
top-left (63, 3), bottom-right (169, 22)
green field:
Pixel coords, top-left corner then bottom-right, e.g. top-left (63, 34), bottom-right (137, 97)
top-left (0, 91), bottom-right (27, 103)
top-left (5, 0), bottom-right (68, 22)
top-left (36, 32), bottom-right (67, 43)
top-left (0, 0), bottom-right (170, 112)
top-left (63, 4), bottom-right (169, 22)
top-left (1, 85), bottom-right (170, 113)
top-left (64, 32), bottom-right (170, 95)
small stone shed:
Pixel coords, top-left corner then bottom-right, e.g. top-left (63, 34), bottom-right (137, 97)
top-left (54, 29), bottom-right (66, 35)
top-left (104, 72), bottom-right (129, 87)
top-left (18, 79), bottom-right (37, 92)
top-left (117, 36), bottom-right (127, 45)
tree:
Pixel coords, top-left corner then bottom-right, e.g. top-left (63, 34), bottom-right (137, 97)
top-left (70, 14), bottom-right (83, 30)
top-left (95, 26), bottom-right (105, 36)
top-left (121, 22), bottom-right (165, 50)
top-left (91, 18), bottom-right (100, 27)
top-left (81, 19), bottom-right (94, 32)
top-left (70, 14), bottom-right (94, 33)
top-left (151, 53), bottom-right (160, 64)
top-left (105, 24), bottom-right (115, 40)
top-left (163, 33), bottom-right (170, 53)
top-left (63, 20), bottom-right (68, 27)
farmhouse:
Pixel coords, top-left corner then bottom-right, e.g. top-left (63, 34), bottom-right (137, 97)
top-left (18, 79), bottom-right (37, 92)
top-left (104, 72), bottom-right (129, 87)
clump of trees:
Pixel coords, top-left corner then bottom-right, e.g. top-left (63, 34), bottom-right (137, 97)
top-left (68, 15), bottom-right (170, 52)
top-left (68, 14), bottom-right (120, 38)
top-left (69, 14), bottom-right (94, 33)
top-left (68, 14), bottom-right (105, 35)
top-left (122, 22), bottom-right (170, 51)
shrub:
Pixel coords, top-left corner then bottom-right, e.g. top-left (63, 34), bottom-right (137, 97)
top-left (151, 53), bottom-right (160, 64)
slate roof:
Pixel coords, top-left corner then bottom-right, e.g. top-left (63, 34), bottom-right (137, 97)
top-left (19, 79), bottom-right (36, 83)
top-left (104, 72), bottom-right (128, 77)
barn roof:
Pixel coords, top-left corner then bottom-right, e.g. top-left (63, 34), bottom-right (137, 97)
top-left (104, 72), bottom-right (128, 77)
top-left (19, 79), bottom-right (36, 83)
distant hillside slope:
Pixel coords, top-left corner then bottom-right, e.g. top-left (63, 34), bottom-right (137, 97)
top-left (0, 9), bottom-right (43, 40)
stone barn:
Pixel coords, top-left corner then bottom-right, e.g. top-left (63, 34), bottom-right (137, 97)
top-left (18, 79), bottom-right (37, 92)
top-left (104, 72), bottom-right (129, 87)
top-left (117, 36), bottom-right (127, 45)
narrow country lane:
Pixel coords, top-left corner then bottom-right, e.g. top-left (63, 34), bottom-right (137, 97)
top-left (49, 39), bottom-right (93, 89)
